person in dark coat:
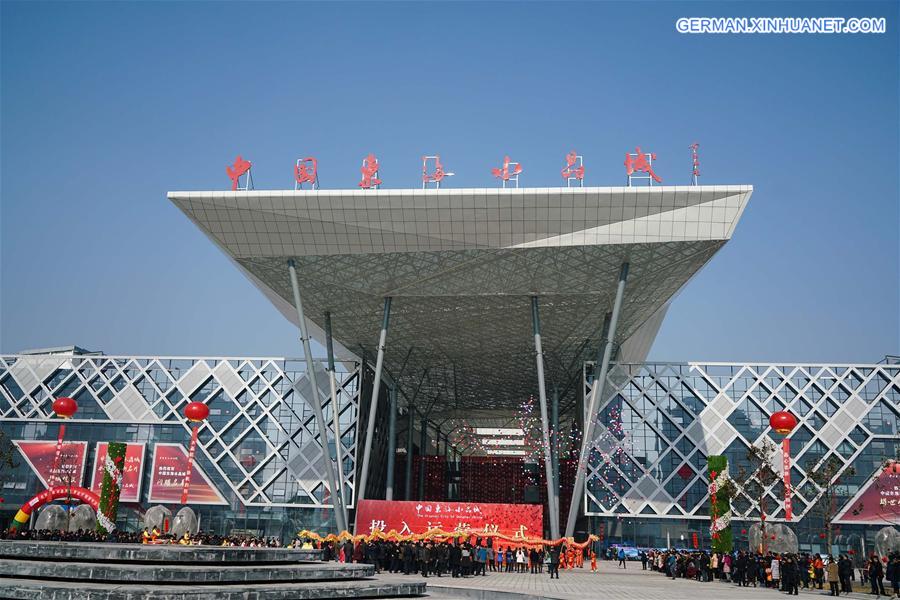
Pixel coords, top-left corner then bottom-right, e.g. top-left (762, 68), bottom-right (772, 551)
top-left (460, 543), bottom-right (473, 577)
top-left (698, 552), bottom-right (710, 582)
top-left (734, 551), bottom-right (747, 586)
top-left (887, 553), bottom-right (899, 598)
top-left (799, 553), bottom-right (811, 589)
top-left (838, 554), bottom-right (853, 593)
top-left (435, 542), bottom-right (448, 577)
top-left (343, 540), bottom-right (354, 564)
top-left (548, 544), bottom-right (561, 579)
top-left (402, 542), bottom-right (414, 575)
top-left (449, 542), bottom-right (462, 578)
top-left (783, 555), bottom-right (799, 595)
top-left (418, 542), bottom-right (431, 577)
top-left (869, 555), bottom-right (886, 596)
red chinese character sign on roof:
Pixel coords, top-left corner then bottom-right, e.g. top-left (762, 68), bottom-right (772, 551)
top-left (561, 151), bottom-right (584, 187)
top-left (422, 155), bottom-right (454, 189)
top-left (294, 157), bottom-right (318, 190)
top-left (491, 156), bottom-right (522, 188)
top-left (359, 154), bottom-right (381, 189)
top-left (226, 156), bottom-right (253, 191)
top-left (624, 147), bottom-right (661, 186)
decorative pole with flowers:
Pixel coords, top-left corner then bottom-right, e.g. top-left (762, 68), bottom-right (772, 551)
top-left (707, 455), bottom-right (733, 552)
top-left (50, 397), bottom-right (78, 487)
top-left (180, 401), bottom-right (210, 505)
top-left (769, 410), bottom-right (798, 521)
top-left (96, 441), bottom-right (126, 535)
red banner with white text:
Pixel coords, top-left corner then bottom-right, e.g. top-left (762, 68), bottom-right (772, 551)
top-left (90, 443), bottom-right (145, 502)
top-left (14, 440), bottom-right (88, 488)
top-left (834, 465), bottom-right (900, 525)
top-left (355, 499), bottom-right (543, 539)
top-left (148, 443), bottom-right (226, 505)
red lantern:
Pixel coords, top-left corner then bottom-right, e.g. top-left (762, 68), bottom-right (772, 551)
top-left (184, 401), bottom-right (210, 422)
top-left (771, 534), bottom-right (776, 540)
top-left (819, 533), bottom-right (826, 539)
top-left (52, 397), bottom-right (78, 419)
top-left (741, 529), bottom-right (747, 535)
top-left (769, 411), bottom-right (797, 435)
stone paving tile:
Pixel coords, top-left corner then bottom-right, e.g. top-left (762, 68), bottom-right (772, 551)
top-left (376, 560), bottom-right (884, 600)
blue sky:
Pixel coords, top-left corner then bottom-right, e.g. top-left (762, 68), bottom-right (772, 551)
top-left (1, 1), bottom-right (897, 363)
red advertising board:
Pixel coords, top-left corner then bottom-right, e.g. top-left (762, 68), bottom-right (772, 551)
top-left (355, 499), bottom-right (543, 538)
top-left (148, 443), bottom-right (226, 505)
top-left (834, 465), bottom-right (900, 525)
top-left (89, 443), bottom-right (145, 502)
top-left (14, 440), bottom-right (88, 488)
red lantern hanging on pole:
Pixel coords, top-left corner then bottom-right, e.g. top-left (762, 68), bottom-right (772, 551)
top-left (50, 397), bottom-right (78, 487)
top-left (769, 410), bottom-right (798, 521)
top-left (180, 401), bottom-right (210, 505)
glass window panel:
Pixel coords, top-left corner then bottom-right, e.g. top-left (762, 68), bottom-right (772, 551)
top-left (861, 400), bottom-right (900, 435)
top-left (727, 398), bottom-right (767, 441)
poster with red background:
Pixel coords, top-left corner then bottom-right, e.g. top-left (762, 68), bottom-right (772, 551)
top-left (89, 443), bottom-right (145, 502)
top-left (14, 440), bottom-right (88, 488)
top-left (835, 465), bottom-right (900, 525)
top-left (148, 443), bottom-right (226, 505)
top-left (355, 499), bottom-right (543, 538)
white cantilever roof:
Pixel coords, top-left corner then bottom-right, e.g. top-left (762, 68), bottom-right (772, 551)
top-left (169, 185), bottom-right (752, 417)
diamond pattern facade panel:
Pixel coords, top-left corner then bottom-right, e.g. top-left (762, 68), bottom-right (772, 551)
top-left (583, 362), bottom-right (900, 522)
top-left (0, 355), bottom-right (360, 509)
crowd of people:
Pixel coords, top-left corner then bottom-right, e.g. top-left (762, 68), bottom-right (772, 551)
top-left (1, 527), bottom-right (280, 548)
top-left (7, 525), bottom-right (900, 596)
top-left (2, 527), bottom-right (145, 543)
top-left (643, 548), bottom-right (900, 597)
top-left (139, 526), bottom-right (281, 547)
top-left (311, 538), bottom-right (590, 579)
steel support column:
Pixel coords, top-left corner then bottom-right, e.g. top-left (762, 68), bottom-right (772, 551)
top-left (324, 311), bottom-right (348, 530)
top-left (551, 383), bottom-right (560, 525)
top-left (405, 403), bottom-right (415, 500)
top-left (418, 416), bottom-right (427, 500)
top-left (357, 297), bottom-right (392, 502)
top-left (385, 386), bottom-right (398, 501)
top-left (565, 262), bottom-right (629, 538)
top-left (287, 260), bottom-right (347, 533)
top-left (531, 296), bottom-right (560, 540)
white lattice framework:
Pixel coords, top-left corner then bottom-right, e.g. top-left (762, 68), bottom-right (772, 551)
top-left (581, 362), bottom-right (900, 522)
top-left (168, 185), bottom-right (753, 413)
top-left (0, 354), bottom-right (360, 509)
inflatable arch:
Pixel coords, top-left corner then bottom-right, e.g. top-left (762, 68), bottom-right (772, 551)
top-left (12, 486), bottom-right (100, 529)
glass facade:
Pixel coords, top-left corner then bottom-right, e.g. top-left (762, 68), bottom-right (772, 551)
top-left (0, 354), bottom-right (361, 538)
top-left (582, 361), bottom-right (900, 553)
top-left (1, 353), bottom-right (897, 550)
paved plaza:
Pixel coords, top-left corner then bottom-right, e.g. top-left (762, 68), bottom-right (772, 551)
top-left (377, 560), bottom-right (884, 600)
